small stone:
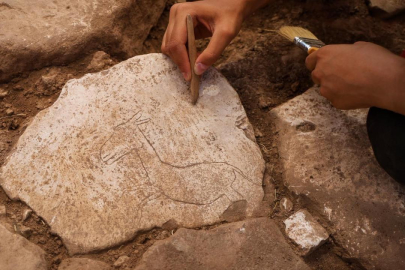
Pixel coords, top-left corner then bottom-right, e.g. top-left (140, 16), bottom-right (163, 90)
top-left (258, 96), bottom-right (274, 109)
top-left (53, 255), bottom-right (62, 265)
top-left (22, 209), bottom-right (33, 221)
top-left (291, 81), bottom-right (300, 92)
top-left (87, 51), bottom-right (114, 71)
top-left (0, 205), bottom-right (6, 216)
top-left (369, 0), bottom-right (405, 16)
top-left (262, 174), bottom-right (275, 203)
top-left (284, 209), bottom-right (329, 255)
top-left (254, 127), bottom-right (263, 138)
top-left (114, 256), bottom-right (130, 268)
top-left (19, 225), bottom-right (33, 238)
top-left (0, 89), bottom-right (8, 98)
top-left (5, 108), bottom-right (14, 116)
top-left (280, 197), bottom-right (293, 213)
top-left (13, 85), bottom-right (24, 92)
top-left (38, 236), bottom-right (47, 244)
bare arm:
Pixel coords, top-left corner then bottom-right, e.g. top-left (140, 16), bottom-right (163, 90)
top-left (161, 0), bottom-right (272, 81)
top-left (306, 42), bottom-right (405, 116)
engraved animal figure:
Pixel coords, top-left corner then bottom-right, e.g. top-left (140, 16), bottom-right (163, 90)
top-left (100, 111), bottom-right (259, 205)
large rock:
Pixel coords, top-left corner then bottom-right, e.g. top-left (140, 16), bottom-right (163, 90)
top-left (271, 88), bottom-right (405, 269)
top-left (0, 54), bottom-right (264, 254)
top-left (134, 218), bottom-right (310, 270)
top-left (58, 258), bottom-right (111, 270)
top-left (0, 0), bottom-right (167, 82)
top-left (0, 223), bottom-right (47, 270)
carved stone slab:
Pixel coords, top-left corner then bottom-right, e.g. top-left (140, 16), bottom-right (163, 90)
top-left (0, 54), bottom-right (264, 254)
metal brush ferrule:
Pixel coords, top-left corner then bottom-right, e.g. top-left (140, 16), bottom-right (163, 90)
top-left (294, 37), bottom-right (325, 52)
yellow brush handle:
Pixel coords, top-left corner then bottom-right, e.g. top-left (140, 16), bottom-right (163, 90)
top-left (308, 47), bottom-right (319, 54)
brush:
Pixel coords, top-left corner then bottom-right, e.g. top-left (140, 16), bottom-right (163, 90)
top-left (278, 26), bottom-right (325, 54)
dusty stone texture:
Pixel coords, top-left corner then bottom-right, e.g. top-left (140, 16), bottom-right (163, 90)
top-left (0, 54), bottom-right (264, 254)
top-left (0, 0), bottom-right (167, 82)
top-left (369, 0), bottom-right (405, 15)
top-left (134, 218), bottom-right (310, 270)
top-left (0, 223), bottom-right (47, 270)
top-left (58, 258), bottom-right (111, 270)
top-left (284, 209), bottom-right (329, 255)
top-left (0, 205), bottom-right (5, 216)
top-left (271, 88), bottom-right (405, 269)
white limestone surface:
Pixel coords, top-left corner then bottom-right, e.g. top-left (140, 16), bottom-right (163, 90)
top-left (0, 54), bottom-right (264, 254)
top-left (284, 210), bottom-right (329, 255)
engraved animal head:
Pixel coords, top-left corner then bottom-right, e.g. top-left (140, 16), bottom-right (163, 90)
top-left (100, 111), bottom-right (151, 165)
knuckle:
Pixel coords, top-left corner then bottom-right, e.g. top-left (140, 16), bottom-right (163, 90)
top-left (219, 27), bottom-right (236, 39)
top-left (311, 69), bottom-right (323, 81)
top-left (170, 3), bottom-right (180, 15)
top-left (317, 46), bottom-right (329, 57)
top-left (166, 42), bottom-right (182, 54)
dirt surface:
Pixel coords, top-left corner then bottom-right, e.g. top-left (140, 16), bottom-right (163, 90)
top-left (0, 0), bottom-right (404, 269)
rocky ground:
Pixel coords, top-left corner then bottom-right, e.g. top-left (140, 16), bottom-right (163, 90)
top-left (0, 0), bottom-right (405, 269)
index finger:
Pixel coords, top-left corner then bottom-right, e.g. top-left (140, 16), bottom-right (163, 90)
top-left (305, 50), bottom-right (319, 71)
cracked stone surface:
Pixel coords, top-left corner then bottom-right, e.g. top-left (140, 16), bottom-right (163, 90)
top-left (0, 53), bottom-right (265, 254)
top-left (0, 0), bottom-right (167, 82)
top-left (0, 223), bottom-right (47, 270)
top-left (284, 209), bottom-right (329, 255)
top-left (271, 87), bottom-right (405, 269)
top-left (369, 0), bottom-right (405, 15)
top-left (58, 258), bottom-right (111, 270)
top-left (134, 218), bottom-right (310, 270)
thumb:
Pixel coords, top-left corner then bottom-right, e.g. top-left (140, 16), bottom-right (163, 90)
top-left (194, 27), bottom-right (236, 75)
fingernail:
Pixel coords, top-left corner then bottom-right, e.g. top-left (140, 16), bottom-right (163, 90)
top-left (182, 72), bottom-right (190, 81)
top-left (194, 63), bottom-right (208, 76)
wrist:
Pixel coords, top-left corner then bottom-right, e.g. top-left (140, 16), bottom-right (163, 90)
top-left (380, 56), bottom-right (405, 115)
top-left (391, 57), bottom-right (405, 115)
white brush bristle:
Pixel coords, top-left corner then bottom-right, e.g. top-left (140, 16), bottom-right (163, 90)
top-left (278, 26), bottom-right (318, 42)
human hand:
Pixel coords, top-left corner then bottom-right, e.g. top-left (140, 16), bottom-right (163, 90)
top-left (306, 42), bottom-right (405, 115)
top-left (161, 0), bottom-right (270, 81)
